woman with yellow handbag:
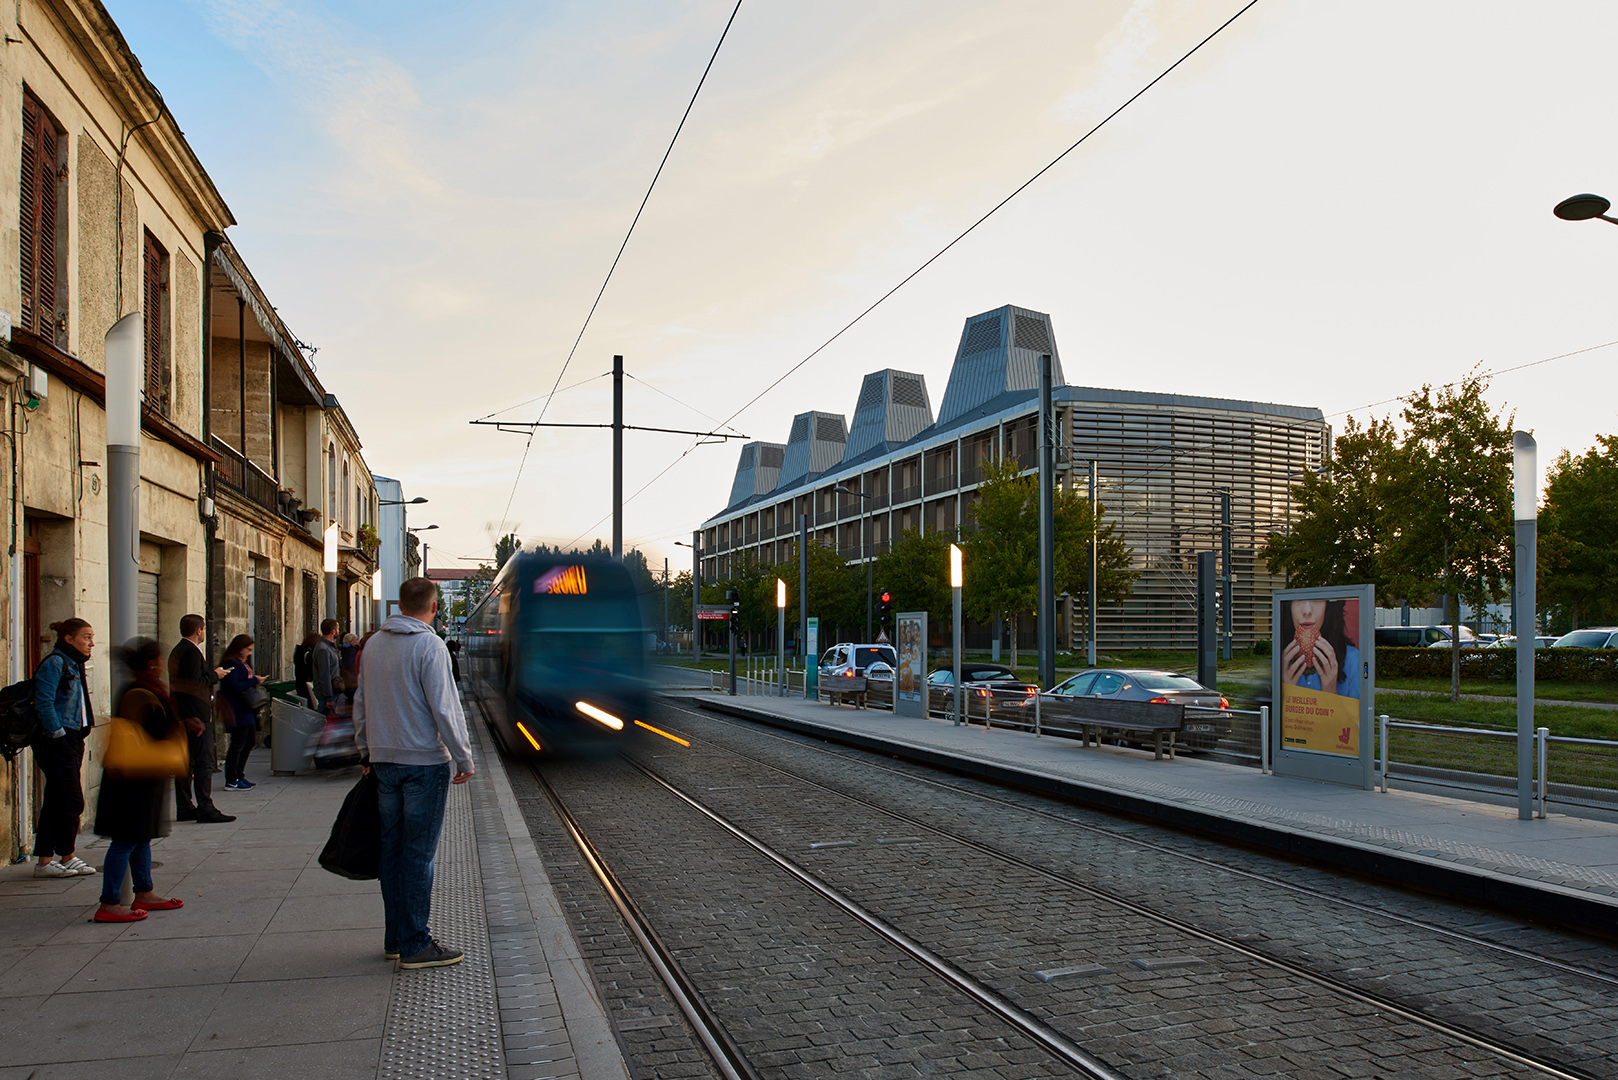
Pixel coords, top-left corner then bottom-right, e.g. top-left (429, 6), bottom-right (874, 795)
top-left (93, 639), bottom-right (188, 924)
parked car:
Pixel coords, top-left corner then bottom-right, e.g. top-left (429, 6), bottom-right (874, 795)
top-left (1021, 668), bottom-right (1231, 751)
top-left (1374, 625), bottom-right (1477, 648)
top-left (1426, 637), bottom-right (1489, 649)
top-left (924, 664), bottom-right (1039, 721)
top-left (819, 643), bottom-right (898, 679)
top-left (1485, 636), bottom-right (1558, 649)
top-left (1551, 627), bottom-right (1618, 649)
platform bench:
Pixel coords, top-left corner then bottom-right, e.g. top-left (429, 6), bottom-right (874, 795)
top-left (1059, 698), bottom-right (1186, 760)
top-left (823, 675), bottom-right (868, 709)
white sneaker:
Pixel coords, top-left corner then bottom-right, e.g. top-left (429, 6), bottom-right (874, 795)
top-left (32, 862), bottom-right (71, 878)
top-left (61, 857), bottom-right (96, 876)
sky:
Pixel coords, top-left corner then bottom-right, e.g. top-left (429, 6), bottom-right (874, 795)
top-left (107, 0), bottom-right (1618, 573)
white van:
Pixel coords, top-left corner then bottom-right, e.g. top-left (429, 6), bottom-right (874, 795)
top-left (818, 642), bottom-right (898, 679)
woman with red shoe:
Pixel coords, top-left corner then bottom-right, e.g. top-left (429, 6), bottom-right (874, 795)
top-left (93, 639), bottom-right (186, 924)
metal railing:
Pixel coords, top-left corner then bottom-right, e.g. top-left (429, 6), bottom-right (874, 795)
top-left (923, 473), bottom-right (957, 496)
top-left (892, 484), bottom-right (922, 505)
top-left (212, 437), bottom-right (284, 518)
top-left (710, 660), bottom-right (805, 697)
top-left (1377, 717), bottom-right (1618, 815)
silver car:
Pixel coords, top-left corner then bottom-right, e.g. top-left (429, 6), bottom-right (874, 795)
top-left (1023, 668), bottom-right (1231, 750)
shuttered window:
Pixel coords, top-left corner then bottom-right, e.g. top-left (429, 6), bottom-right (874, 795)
top-left (19, 91), bottom-right (63, 343)
top-left (143, 229), bottom-right (169, 412)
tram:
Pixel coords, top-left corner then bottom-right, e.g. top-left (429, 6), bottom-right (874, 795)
top-left (461, 553), bottom-right (649, 756)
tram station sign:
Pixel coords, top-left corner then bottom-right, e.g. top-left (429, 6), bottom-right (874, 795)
top-left (695, 605), bottom-right (731, 620)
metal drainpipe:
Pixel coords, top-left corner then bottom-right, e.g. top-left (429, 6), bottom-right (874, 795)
top-left (201, 230), bottom-right (226, 654)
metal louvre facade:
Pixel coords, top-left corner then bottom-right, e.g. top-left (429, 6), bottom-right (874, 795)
top-left (699, 305), bottom-right (1328, 651)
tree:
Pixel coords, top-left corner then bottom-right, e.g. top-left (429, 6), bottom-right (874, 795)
top-left (873, 529), bottom-right (953, 638)
top-left (1262, 414), bottom-right (1398, 591)
top-left (1383, 374), bottom-right (1513, 701)
top-left (960, 458), bottom-right (1137, 666)
top-left (494, 533), bottom-right (522, 568)
top-left (668, 570), bottom-right (695, 632)
top-left (1539, 432), bottom-right (1618, 632)
top-left (459, 562), bottom-right (496, 617)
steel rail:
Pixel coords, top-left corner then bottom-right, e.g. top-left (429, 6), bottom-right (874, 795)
top-left (623, 760), bottom-right (1127, 1080)
top-left (528, 766), bottom-right (764, 1080)
top-left (670, 702), bottom-right (1618, 989)
top-left (646, 706), bottom-right (1607, 1080)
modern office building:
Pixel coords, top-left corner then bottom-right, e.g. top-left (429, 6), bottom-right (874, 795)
top-left (698, 304), bottom-right (1330, 651)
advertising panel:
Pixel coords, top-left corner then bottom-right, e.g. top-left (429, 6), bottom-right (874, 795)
top-left (1271, 584), bottom-right (1376, 788)
top-left (894, 612), bottom-right (927, 718)
top-left (805, 617), bottom-right (819, 701)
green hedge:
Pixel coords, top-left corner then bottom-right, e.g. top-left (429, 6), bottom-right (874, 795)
top-left (1376, 648), bottom-right (1618, 682)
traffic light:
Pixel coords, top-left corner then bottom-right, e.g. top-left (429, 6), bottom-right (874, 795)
top-left (877, 591), bottom-right (892, 623)
top-left (728, 588), bottom-right (741, 636)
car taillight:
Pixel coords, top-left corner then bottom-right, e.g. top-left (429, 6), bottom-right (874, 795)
top-left (1220, 696), bottom-right (1229, 709)
top-left (1025, 686), bottom-right (1036, 695)
top-left (978, 688), bottom-right (988, 698)
top-left (845, 670), bottom-right (854, 678)
top-left (1148, 696), bottom-right (1169, 704)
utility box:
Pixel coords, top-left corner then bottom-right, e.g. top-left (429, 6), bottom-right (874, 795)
top-left (269, 699), bottom-right (327, 775)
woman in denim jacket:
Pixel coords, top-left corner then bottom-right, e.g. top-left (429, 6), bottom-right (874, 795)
top-left (33, 618), bottom-right (98, 878)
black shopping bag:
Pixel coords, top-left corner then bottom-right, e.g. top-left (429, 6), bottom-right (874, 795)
top-left (319, 771), bottom-right (381, 880)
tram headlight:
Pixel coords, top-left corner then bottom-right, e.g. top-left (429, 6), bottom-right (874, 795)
top-left (575, 700), bottom-right (625, 731)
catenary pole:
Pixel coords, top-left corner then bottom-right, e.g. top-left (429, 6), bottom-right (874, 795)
top-left (690, 531), bottom-right (699, 662)
top-left (612, 354), bottom-right (623, 560)
top-left (1088, 459), bottom-right (1097, 667)
top-left (1037, 354), bottom-right (1056, 689)
top-left (798, 513), bottom-right (808, 662)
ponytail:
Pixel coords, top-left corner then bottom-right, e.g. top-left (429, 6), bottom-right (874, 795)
top-left (49, 618), bottom-right (91, 643)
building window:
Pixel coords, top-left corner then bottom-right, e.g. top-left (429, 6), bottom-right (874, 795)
top-left (142, 229), bottom-right (171, 413)
top-left (19, 90), bottom-right (66, 346)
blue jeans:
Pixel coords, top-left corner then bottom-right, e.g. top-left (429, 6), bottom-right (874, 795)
top-left (374, 762), bottom-right (451, 958)
top-left (100, 840), bottom-right (152, 905)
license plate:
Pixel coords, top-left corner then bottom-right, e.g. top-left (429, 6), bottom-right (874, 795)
top-left (1186, 723), bottom-right (1213, 732)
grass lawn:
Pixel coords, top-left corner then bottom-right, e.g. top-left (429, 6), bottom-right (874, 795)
top-left (1376, 677), bottom-right (1618, 705)
top-left (1372, 694), bottom-right (1616, 740)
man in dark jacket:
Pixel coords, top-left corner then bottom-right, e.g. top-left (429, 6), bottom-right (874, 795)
top-left (314, 619), bottom-right (342, 713)
top-left (168, 614), bottom-right (235, 824)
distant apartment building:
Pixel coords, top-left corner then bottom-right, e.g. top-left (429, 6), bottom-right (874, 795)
top-left (699, 304), bottom-right (1331, 652)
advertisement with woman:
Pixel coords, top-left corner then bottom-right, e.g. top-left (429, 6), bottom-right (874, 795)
top-left (894, 612), bottom-right (927, 718)
top-left (1276, 590), bottom-right (1368, 759)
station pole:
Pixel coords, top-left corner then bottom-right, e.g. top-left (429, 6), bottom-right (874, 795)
top-left (1220, 489), bottom-right (1233, 661)
top-left (690, 531), bottom-right (699, 661)
top-left (1036, 354), bottom-right (1056, 689)
top-left (1513, 432), bottom-right (1538, 821)
top-left (1088, 460), bottom-right (1098, 667)
top-left (105, 314), bottom-right (143, 647)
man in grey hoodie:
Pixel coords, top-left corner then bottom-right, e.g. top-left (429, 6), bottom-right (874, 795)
top-left (354, 577), bottom-right (474, 969)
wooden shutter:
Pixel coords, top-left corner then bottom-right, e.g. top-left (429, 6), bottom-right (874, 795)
top-left (18, 93), bottom-right (59, 339)
top-left (143, 231), bottom-right (163, 404)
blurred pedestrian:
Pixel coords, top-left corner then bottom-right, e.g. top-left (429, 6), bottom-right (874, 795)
top-left (94, 638), bottom-right (185, 923)
top-left (33, 618), bottom-right (98, 878)
top-left (218, 635), bottom-right (266, 791)
top-left (445, 639), bottom-right (462, 683)
top-left (169, 614), bottom-right (234, 824)
top-left (313, 619), bottom-right (341, 714)
top-left (355, 576), bottom-right (473, 969)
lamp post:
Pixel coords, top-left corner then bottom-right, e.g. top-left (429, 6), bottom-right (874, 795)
top-left (675, 537), bottom-right (698, 660)
top-left (379, 497), bottom-right (428, 506)
top-left (1513, 431), bottom-right (1538, 821)
top-left (105, 313), bottom-right (143, 646)
top-left (323, 522), bottom-right (340, 622)
top-left (834, 484), bottom-right (876, 640)
top-left (950, 542), bottom-right (963, 727)
top-left (777, 578), bottom-right (787, 697)
top-left (1553, 193), bottom-right (1618, 226)
top-left (371, 568), bottom-right (383, 630)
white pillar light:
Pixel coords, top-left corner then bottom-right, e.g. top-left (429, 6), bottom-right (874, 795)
top-left (1512, 430), bottom-right (1538, 821)
top-left (324, 522), bottom-right (340, 573)
top-left (950, 543), bottom-right (963, 727)
top-left (776, 578), bottom-right (787, 698)
top-left (950, 543), bottom-right (963, 590)
top-left (104, 312), bottom-right (143, 646)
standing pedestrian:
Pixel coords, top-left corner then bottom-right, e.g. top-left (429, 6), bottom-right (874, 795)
top-left (32, 619), bottom-right (98, 878)
top-left (313, 619), bottom-right (341, 714)
top-left (354, 576), bottom-right (473, 969)
top-left (218, 635), bottom-right (266, 791)
top-left (94, 639), bottom-right (186, 923)
top-left (293, 632), bottom-right (320, 709)
top-left (168, 614), bottom-right (235, 824)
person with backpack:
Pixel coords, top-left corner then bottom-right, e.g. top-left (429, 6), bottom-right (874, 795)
top-left (33, 618), bottom-right (97, 878)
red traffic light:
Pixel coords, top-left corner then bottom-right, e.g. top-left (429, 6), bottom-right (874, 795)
top-left (880, 592), bottom-right (891, 603)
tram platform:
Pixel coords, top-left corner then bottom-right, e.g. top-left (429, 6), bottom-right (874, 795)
top-left (0, 719), bottom-right (628, 1080)
top-left (666, 686), bottom-right (1618, 938)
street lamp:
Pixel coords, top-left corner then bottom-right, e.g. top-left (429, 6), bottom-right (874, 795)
top-left (1513, 431), bottom-right (1539, 821)
top-left (1553, 193), bottom-right (1618, 225)
top-left (950, 542), bottom-right (963, 727)
top-left (675, 536), bottom-right (699, 661)
top-left (777, 578), bottom-right (787, 697)
top-left (834, 484), bottom-right (877, 640)
top-left (380, 497), bottom-right (428, 506)
top-left (408, 525), bottom-right (438, 581)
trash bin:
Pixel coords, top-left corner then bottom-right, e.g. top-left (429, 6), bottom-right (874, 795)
top-left (270, 699), bottom-right (327, 775)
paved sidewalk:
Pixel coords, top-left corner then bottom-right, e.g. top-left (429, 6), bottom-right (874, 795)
top-left (0, 720), bottom-right (627, 1079)
top-left (672, 689), bottom-right (1618, 936)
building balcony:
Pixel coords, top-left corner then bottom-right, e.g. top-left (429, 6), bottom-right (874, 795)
top-left (213, 437), bottom-right (311, 527)
top-left (892, 484), bottom-right (922, 505)
top-left (923, 473), bottom-right (957, 496)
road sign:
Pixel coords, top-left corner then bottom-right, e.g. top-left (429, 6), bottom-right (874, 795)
top-left (695, 605), bottom-right (731, 621)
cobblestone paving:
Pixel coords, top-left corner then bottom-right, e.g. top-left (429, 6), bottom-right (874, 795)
top-left (646, 704), bottom-right (1618, 1079)
top-left (527, 750), bottom-right (1067, 1078)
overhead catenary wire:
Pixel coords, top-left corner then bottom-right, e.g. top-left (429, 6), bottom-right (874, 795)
top-left (558, 0), bottom-right (1261, 550)
top-left (492, 0), bottom-right (745, 540)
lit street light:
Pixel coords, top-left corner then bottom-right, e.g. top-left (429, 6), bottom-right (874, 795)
top-left (380, 497), bottom-right (428, 506)
top-left (950, 543), bottom-right (963, 727)
top-left (1553, 193), bottom-right (1618, 226)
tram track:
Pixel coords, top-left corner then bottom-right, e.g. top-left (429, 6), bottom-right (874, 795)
top-left (665, 702), bottom-right (1618, 990)
top-left (600, 703), bottom-right (1614, 1079)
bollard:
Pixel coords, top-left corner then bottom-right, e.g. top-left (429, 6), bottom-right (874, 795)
top-left (1379, 714), bottom-right (1390, 793)
top-left (1536, 726), bottom-right (1549, 819)
top-left (1034, 689), bottom-right (1042, 738)
top-left (1259, 705), bottom-right (1270, 775)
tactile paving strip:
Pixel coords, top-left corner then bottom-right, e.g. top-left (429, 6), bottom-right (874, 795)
top-left (379, 773), bottom-right (506, 1080)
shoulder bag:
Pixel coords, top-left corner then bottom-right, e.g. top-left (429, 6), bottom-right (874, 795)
top-left (103, 692), bottom-right (190, 779)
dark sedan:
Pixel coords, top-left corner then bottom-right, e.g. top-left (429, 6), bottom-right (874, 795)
top-left (1020, 668), bottom-right (1231, 749)
top-left (925, 664), bottom-right (1040, 723)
